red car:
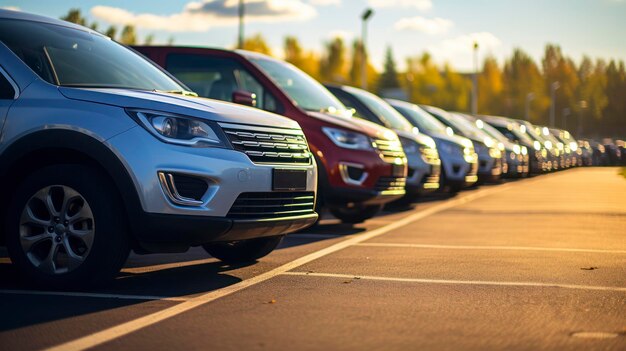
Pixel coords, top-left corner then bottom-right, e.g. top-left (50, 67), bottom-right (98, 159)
top-left (134, 46), bottom-right (407, 223)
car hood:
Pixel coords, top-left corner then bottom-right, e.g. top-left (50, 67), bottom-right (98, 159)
top-left (395, 129), bottom-right (435, 147)
top-left (306, 111), bottom-right (399, 141)
top-left (59, 87), bottom-right (301, 130)
top-left (428, 131), bottom-right (472, 148)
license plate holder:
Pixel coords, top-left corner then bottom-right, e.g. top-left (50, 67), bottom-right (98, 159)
top-left (273, 169), bottom-right (307, 191)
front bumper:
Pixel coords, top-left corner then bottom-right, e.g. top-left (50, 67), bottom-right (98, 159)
top-left (406, 152), bottom-right (441, 194)
top-left (134, 212), bottom-right (317, 253)
top-left (107, 125), bottom-right (318, 251)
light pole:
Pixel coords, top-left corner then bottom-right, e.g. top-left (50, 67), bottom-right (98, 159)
top-left (406, 72), bottom-right (414, 101)
top-left (361, 8), bottom-right (373, 90)
top-left (549, 81), bottom-right (560, 127)
top-left (525, 92), bottom-right (535, 120)
top-left (237, 0), bottom-right (244, 49)
top-left (471, 41), bottom-right (479, 115)
top-left (578, 100), bottom-right (587, 136)
top-left (562, 108), bottom-right (571, 130)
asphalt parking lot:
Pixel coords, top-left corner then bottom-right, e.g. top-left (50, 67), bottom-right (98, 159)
top-left (1, 167), bottom-right (625, 351)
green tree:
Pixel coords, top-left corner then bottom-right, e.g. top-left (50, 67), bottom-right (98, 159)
top-left (541, 44), bottom-right (579, 127)
top-left (319, 37), bottom-right (347, 84)
top-left (378, 46), bottom-right (400, 94)
top-left (603, 60), bottom-right (626, 137)
top-left (120, 25), bottom-right (137, 45)
top-left (105, 26), bottom-right (117, 40)
top-left (60, 8), bottom-right (86, 26)
top-left (477, 56), bottom-right (503, 115)
top-left (348, 39), bottom-right (378, 88)
top-left (501, 48), bottom-right (549, 122)
top-left (405, 52), bottom-right (444, 106)
top-left (284, 36), bottom-right (320, 80)
top-left (242, 34), bottom-right (272, 55)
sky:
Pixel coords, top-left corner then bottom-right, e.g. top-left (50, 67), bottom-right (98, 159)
top-left (2, 0), bottom-right (625, 72)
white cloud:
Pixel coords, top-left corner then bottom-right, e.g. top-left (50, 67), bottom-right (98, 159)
top-left (368, 0), bottom-right (432, 11)
top-left (309, 0), bottom-right (340, 5)
top-left (394, 16), bottom-right (453, 35)
top-left (91, 0), bottom-right (317, 32)
top-left (427, 32), bottom-right (502, 70)
top-left (1, 6), bottom-right (20, 11)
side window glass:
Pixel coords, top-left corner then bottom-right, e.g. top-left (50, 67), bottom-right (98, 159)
top-left (234, 68), bottom-right (278, 113)
top-left (166, 54), bottom-right (238, 102)
top-left (0, 71), bottom-right (16, 99)
top-left (165, 53), bottom-right (279, 113)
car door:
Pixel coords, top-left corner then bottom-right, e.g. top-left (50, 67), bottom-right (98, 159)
top-left (164, 53), bottom-right (279, 113)
top-left (0, 65), bottom-right (17, 136)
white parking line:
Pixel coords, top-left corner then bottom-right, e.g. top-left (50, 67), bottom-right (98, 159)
top-left (0, 289), bottom-right (188, 302)
top-left (283, 272), bottom-right (626, 292)
top-left (43, 178), bottom-right (515, 351)
top-left (355, 243), bottom-right (626, 254)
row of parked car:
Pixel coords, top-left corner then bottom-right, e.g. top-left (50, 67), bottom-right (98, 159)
top-left (0, 10), bottom-right (620, 288)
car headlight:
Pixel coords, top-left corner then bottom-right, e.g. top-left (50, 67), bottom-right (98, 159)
top-left (569, 141), bottom-right (578, 151)
top-left (322, 127), bottom-right (373, 150)
top-left (483, 137), bottom-right (495, 148)
top-left (533, 140), bottom-right (541, 151)
top-left (521, 146), bottom-right (528, 155)
top-left (513, 144), bottom-right (521, 155)
top-left (489, 148), bottom-right (501, 159)
top-left (127, 109), bottom-right (226, 147)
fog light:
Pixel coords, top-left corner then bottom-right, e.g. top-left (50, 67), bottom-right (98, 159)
top-left (339, 162), bottom-right (368, 186)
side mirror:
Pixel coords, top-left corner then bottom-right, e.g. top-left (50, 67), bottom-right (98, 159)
top-left (232, 90), bottom-right (257, 107)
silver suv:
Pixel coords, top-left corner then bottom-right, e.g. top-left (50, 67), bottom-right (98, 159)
top-left (0, 10), bottom-right (317, 287)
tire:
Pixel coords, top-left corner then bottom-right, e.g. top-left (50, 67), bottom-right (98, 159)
top-left (5, 164), bottom-right (130, 288)
top-left (203, 235), bottom-right (284, 263)
top-left (329, 204), bottom-right (382, 224)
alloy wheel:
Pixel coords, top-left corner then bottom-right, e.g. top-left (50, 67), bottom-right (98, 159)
top-left (19, 185), bottom-right (95, 274)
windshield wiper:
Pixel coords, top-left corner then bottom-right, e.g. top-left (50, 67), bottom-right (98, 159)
top-left (154, 89), bottom-right (198, 97)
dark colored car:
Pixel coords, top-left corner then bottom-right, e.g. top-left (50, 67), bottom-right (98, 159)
top-left (135, 46), bottom-right (408, 223)
top-left (603, 138), bottom-right (622, 166)
top-left (480, 115), bottom-right (547, 175)
top-left (459, 114), bottom-right (529, 178)
top-left (325, 84), bottom-right (441, 200)
top-left (387, 99), bottom-right (478, 193)
top-left (421, 105), bottom-right (502, 183)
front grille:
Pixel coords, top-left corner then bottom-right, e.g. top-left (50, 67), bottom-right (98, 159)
top-left (374, 139), bottom-right (406, 163)
top-left (224, 128), bottom-right (311, 165)
top-left (375, 176), bottom-right (406, 192)
top-left (227, 192), bottom-right (315, 220)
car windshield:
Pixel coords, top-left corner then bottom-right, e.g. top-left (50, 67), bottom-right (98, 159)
top-left (344, 87), bottom-right (413, 132)
top-left (478, 120), bottom-right (510, 144)
top-left (448, 113), bottom-right (492, 140)
top-left (391, 102), bottom-right (448, 134)
top-left (0, 19), bottom-right (184, 91)
top-left (249, 56), bottom-right (349, 116)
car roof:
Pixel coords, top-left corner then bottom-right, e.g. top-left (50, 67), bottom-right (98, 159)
top-left (0, 9), bottom-right (101, 36)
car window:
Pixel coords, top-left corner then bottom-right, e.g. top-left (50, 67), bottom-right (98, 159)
top-left (0, 71), bottom-right (15, 99)
top-left (392, 103), bottom-right (447, 134)
top-left (249, 56), bottom-right (349, 116)
top-left (343, 87), bottom-right (413, 132)
top-left (166, 54), bottom-right (277, 112)
top-left (0, 19), bottom-right (183, 91)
